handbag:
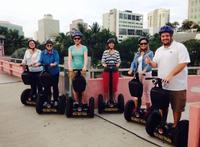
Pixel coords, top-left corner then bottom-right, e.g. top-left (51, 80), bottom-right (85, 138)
top-left (150, 79), bottom-right (169, 109)
top-left (128, 72), bottom-right (143, 98)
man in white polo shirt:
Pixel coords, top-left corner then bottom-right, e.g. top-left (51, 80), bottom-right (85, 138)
top-left (145, 25), bottom-right (190, 128)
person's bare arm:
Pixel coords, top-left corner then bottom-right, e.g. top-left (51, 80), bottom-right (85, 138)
top-left (145, 56), bottom-right (158, 68)
top-left (82, 51), bottom-right (88, 71)
top-left (68, 49), bottom-right (72, 71)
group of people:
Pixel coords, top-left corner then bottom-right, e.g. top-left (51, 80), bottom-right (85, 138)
top-left (21, 25), bottom-right (190, 128)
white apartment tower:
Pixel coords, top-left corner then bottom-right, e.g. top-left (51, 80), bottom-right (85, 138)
top-left (37, 14), bottom-right (60, 43)
top-left (147, 8), bottom-right (170, 35)
top-left (188, 0), bottom-right (200, 25)
top-left (103, 9), bottom-right (144, 42)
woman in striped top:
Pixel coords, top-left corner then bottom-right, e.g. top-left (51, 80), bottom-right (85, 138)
top-left (101, 38), bottom-right (121, 99)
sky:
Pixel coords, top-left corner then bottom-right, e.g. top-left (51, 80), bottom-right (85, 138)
top-left (0, 0), bottom-right (188, 38)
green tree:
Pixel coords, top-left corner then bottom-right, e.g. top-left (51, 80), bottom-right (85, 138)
top-left (181, 20), bottom-right (195, 30)
top-left (184, 39), bottom-right (200, 66)
top-left (149, 33), bottom-right (162, 52)
top-left (116, 37), bottom-right (138, 68)
top-left (0, 26), bottom-right (28, 55)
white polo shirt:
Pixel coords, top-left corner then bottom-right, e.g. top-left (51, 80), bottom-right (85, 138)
top-left (153, 41), bottom-right (190, 90)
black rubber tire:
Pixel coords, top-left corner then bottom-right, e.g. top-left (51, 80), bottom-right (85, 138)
top-left (124, 100), bottom-right (135, 121)
top-left (58, 95), bottom-right (66, 114)
top-left (89, 97), bottom-right (95, 118)
top-left (174, 120), bottom-right (189, 147)
top-left (65, 98), bottom-right (73, 118)
top-left (145, 110), bottom-right (162, 136)
top-left (20, 89), bottom-right (31, 105)
top-left (36, 94), bottom-right (45, 114)
top-left (118, 94), bottom-right (124, 113)
top-left (98, 94), bottom-right (104, 114)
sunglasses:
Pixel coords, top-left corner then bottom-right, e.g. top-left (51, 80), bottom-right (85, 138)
top-left (140, 42), bottom-right (148, 45)
top-left (74, 37), bottom-right (81, 40)
top-left (46, 44), bottom-right (53, 47)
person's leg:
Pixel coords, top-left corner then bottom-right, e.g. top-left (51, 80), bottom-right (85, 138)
top-left (102, 72), bottom-right (109, 101)
top-left (36, 72), bottom-right (42, 94)
top-left (143, 72), bottom-right (153, 109)
top-left (52, 74), bottom-right (59, 100)
top-left (30, 72), bottom-right (37, 97)
top-left (112, 71), bottom-right (119, 102)
top-left (81, 71), bottom-right (87, 104)
top-left (170, 90), bottom-right (186, 128)
top-left (173, 112), bottom-right (182, 127)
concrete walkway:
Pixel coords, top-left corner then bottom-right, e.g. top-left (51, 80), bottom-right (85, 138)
top-left (0, 72), bottom-right (192, 147)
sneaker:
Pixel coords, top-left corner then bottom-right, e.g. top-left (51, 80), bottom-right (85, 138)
top-left (43, 101), bottom-right (48, 107)
top-left (135, 111), bottom-right (140, 118)
top-left (73, 102), bottom-right (79, 108)
top-left (82, 104), bottom-right (88, 110)
top-left (54, 101), bottom-right (58, 107)
top-left (158, 128), bottom-right (164, 134)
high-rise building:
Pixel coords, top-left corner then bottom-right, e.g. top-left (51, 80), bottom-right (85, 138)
top-left (70, 19), bottom-right (88, 31)
top-left (188, 0), bottom-right (200, 25)
top-left (0, 21), bottom-right (24, 36)
top-left (103, 9), bottom-right (144, 42)
top-left (147, 8), bottom-right (170, 35)
top-left (37, 14), bottom-right (60, 43)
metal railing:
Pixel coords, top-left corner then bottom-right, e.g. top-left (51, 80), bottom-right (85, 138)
top-left (1, 56), bottom-right (200, 77)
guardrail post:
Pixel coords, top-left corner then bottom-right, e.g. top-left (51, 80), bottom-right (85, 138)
top-left (0, 60), bottom-right (3, 71)
top-left (188, 102), bottom-right (200, 147)
top-left (197, 69), bottom-right (200, 75)
top-left (9, 63), bottom-right (13, 76)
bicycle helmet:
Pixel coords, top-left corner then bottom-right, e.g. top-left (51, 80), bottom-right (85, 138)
top-left (159, 25), bottom-right (174, 35)
top-left (72, 31), bottom-right (83, 38)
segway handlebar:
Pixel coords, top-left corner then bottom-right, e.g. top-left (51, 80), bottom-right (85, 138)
top-left (72, 69), bottom-right (88, 72)
top-left (145, 77), bottom-right (163, 87)
top-left (104, 64), bottom-right (118, 72)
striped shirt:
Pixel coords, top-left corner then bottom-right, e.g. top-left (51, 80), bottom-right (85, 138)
top-left (101, 50), bottom-right (121, 66)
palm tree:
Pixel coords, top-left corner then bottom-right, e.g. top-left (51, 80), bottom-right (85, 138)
top-left (181, 20), bottom-right (194, 30)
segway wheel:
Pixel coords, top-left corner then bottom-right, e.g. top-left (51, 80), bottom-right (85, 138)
top-left (145, 110), bottom-right (162, 136)
top-left (20, 89), bottom-right (31, 105)
top-left (89, 97), bottom-right (95, 118)
top-left (118, 94), bottom-right (124, 113)
top-left (98, 94), bottom-right (104, 114)
top-left (58, 95), bottom-right (66, 114)
top-left (124, 100), bottom-right (135, 121)
top-left (36, 94), bottom-right (45, 114)
top-left (174, 120), bottom-right (189, 147)
top-left (65, 98), bottom-right (73, 118)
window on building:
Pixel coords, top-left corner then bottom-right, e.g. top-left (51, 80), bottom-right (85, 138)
top-left (124, 14), bottom-right (128, 19)
top-left (119, 13), bottom-right (123, 19)
top-left (128, 15), bottom-right (132, 20)
top-left (132, 15), bottom-right (135, 20)
top-left (136, 16), bottom-right (140, 21)
top-left (119, 28), bottom-right (127, 35)
top-left (136, 30), bottom-right (142, 35)
top-left (128, 29), bottom-right (135, 35)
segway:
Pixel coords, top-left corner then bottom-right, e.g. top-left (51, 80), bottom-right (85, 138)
top-left (36, 65), bottom-right (66, 114)
top-left (98, 64), bottom-right (124, 114)
top-left (65, 69), bottom-right (94, 118)
top-left (145, 77), bottom-right (189, 147)
top-left (20, 65), bottom-right (36, 106)
top-left (124, 72), bottom-right (152, 124)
